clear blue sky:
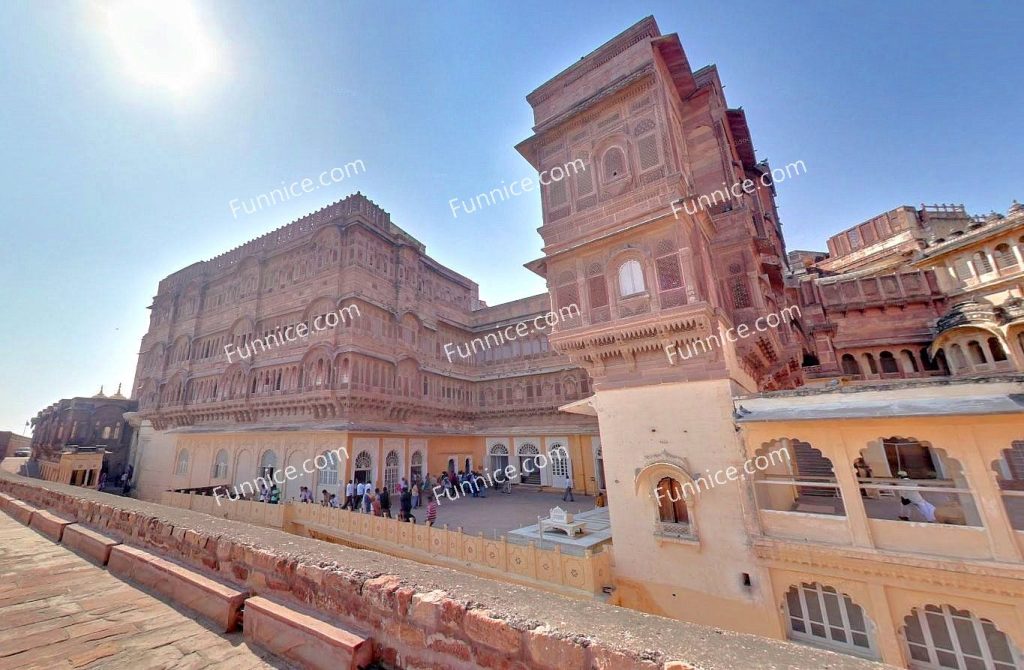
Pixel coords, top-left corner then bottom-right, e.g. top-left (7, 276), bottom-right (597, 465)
top-left (1, 0), bottom-right (1021, 433)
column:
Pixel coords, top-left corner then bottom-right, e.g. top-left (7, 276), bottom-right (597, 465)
top-left (866, 582), bottom-right (906, 667)
top-left (836, 428), bottom-right (874, 548)
top-left (953, 427), bottom-right (1022, 562)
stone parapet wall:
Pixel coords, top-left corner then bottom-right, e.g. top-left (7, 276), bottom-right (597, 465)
top-left (0, 471), bottom-right (883, 670)
top-left (160, 491), bottom-right (612, 597)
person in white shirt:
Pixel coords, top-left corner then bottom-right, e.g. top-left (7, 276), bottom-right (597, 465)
top-left (355, 481), bottom-right (366, 511)
top-left (897, 471), bottom-right (936, 522)
top-left (345, 480), bottom-right (355, 510)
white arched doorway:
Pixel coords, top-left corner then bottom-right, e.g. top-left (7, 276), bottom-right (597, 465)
top-left (489, 443), bottom-right (509, 477)
top-left (354, 450), bottom-right (372, 485)
top-left (517, 443), bottom-right (541, 485)
top-left (384, 450), bottom-right (400, 492)
top-left (547, 441), bottom-right (571, 490)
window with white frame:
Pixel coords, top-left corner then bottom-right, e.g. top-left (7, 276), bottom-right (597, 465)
top-left (618, 260), bottom-right (645, 297)
top-left (384, 450), bottom-right (400, 492)
top-left (211, 449), bottom-right (228, 479)
top-left (318, 450), bottom-right (339, 487)
top-left (785, 583), bottom-right (876, 659)
top-left (175, 449), bottom-right (190, 476)
top-left (903, 604), bottom-right (1021, 670)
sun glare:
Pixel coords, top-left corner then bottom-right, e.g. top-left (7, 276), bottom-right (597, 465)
top-left (101, 0), bottom-right (219, 97)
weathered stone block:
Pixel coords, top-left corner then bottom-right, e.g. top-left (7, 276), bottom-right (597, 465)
top-left (61, 524), bottom-right (120, 565)
top-left (464, 609), bottom-right (522, 655)
top-left (108, 544), bottom-right (247, 632)
top-left (29, 509), bottom-right (73, 542)
top-left (243, 595), bottom-right (373, 670)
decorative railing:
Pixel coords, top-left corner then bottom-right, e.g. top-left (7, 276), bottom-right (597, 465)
top-left (159, 491), bottom-right (611, 596)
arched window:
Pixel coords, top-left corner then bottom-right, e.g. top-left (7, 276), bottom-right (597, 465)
top-left (841, 354), bottom-right (862, 376)
top-left (489, 443), bottom-right (509, 477)
top-left (995, 243), bottom-right (1018, 270)
top-left (211, 449), bottom-right (229, 479)
top-left (602, 147), bottom-right (626, 181)
top-left (259, 450), bottom-right (277, 480)
top-left (384, 450), bottom-right (400, 492)
top-left (988, 337), bottom-right (1008, 362)
top-left (175, 449), bottom-right (190, 476)
top-left (785, 583), bottom-right (876, 658)
top-left (410, 450), bottom-right (424, 482)
top-left (974, 251), bottom-right (994, 275)
top-left (318, 450), bottom-right (339, 487)
top-left (618, 260), bottom-right (645, 297)
top-left (656, 477), bottom-right (688, 524)
top-left (967, 340), bottom-right (987, 365)
top-left (354, 450), bottom-right (372, 485)
top-left (879, 351), bottom-right (899, 374)
top-left (903, 605), bottom-right (1021, 669)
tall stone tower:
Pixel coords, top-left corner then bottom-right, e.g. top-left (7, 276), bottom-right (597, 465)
top-left (517, 17), bottom-right (800, 633)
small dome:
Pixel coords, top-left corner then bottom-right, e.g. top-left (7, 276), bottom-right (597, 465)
top-left (92, 385), bottom-right (107, 399)
top-left (1010, 199), bottom-right (1023, 215)
top-left (109, 383), bottom-right (127, 400)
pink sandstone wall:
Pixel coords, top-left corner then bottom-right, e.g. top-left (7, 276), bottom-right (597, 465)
top-left (0, 471), bottom-right (883, 670)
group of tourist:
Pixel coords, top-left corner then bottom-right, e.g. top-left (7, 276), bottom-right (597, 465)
top-left (243, 475), bottom-right (448, 528)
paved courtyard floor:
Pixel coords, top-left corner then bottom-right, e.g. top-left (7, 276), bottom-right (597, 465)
top-left (0, 513), bottom-right (288, 670)
top-left (419, 487), bottom-right (612, 553)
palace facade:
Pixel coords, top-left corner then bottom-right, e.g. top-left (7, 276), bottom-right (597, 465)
top-left (30, 386), bottom-right (136, 487)
top-left (517, 15), bottom-right (1024, 670)
top-left (120, 15), bottom-right (1024, 669)
top-left (129, 193), bottom-right (601, 503)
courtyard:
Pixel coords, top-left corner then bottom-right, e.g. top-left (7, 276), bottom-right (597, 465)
top-left (416, 487), bottom-right (611, 553)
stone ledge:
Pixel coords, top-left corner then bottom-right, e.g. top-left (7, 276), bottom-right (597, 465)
top-left (29, 509), bottom-right (73, 542)
top-left (62, 523), bottom-right (120, 565)
top-left (108, 544), bottom-right (248, 632)
top-left (0, 471), bottom-right (886, 670)
top-left (4, 498), bottom-right (37, 525)
top-left (243, 596), bottom-right (373, 670)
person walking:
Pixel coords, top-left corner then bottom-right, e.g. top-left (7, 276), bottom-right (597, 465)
top-left (425, 495), bottom-right (438, 526)
top-left (411, 481), bottom-right (421, 508)
top-left (269, 484), bottom-right (281, 504)
top-left (344, 479), bottom-right (355, 510)
top-left (355, 481), bottom-right (366, 511)
top-left (562, 480), bottom-right (574, 502)
top-left (371, 492), bottom-right (382, 517)
top-left (400, 487), bottom-right (414, 523)
top-left (362, 485), bottom-right (372, 513)
top-left (380, 486), bottom-right (392, 518)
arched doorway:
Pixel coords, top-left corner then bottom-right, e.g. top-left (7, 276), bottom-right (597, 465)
top-left (384, 450), bottom-right (400, 492)
top-left (354, 450), bottom-right (372, 485)
top-left (518, 443), bottom-right (541, 485)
